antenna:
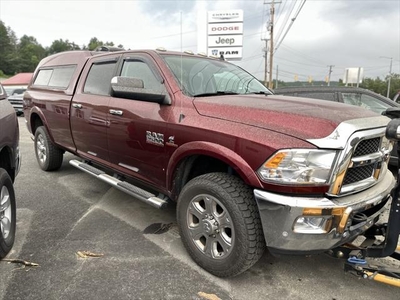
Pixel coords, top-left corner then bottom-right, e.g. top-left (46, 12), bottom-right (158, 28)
top-left (179, 11), bottom-right (185, 123)
top-left (180, 11), bottom-right (183, 88)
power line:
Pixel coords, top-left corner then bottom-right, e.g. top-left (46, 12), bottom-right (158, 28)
top-left (279, 43), bottom-right (327, 65)
top-left (274, 0), bottom-right (297, 44)
top-left (275, 55), bottom-right (327, 68)
top-left (274, 0), bottom-right (307, 53)
top-left (274, 0), bottom-right (287, 28)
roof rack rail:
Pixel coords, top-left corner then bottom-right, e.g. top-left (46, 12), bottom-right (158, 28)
top-left (94, 46), bottom-right (125, 52)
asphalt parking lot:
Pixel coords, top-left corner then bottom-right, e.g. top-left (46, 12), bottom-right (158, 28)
top-left (0, 117), bottom-right (399, 300)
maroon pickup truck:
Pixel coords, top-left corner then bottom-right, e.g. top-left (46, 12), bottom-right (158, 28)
top-left (23, 49), bottom-right (395, 277)
top-left (0, 83), bottom-right (20, 259)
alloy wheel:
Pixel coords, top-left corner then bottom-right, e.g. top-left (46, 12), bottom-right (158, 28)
top-left (0, 185), bottom-right (12, 240)
top-left (186, 194), bottom-right (235, 259)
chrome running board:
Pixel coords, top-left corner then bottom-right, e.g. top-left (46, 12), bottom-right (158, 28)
top-left (69, 159), bottom-right (168, 209)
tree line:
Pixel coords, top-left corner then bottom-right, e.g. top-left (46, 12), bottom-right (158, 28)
top-left (1, 20), bottom-right (399, 98)
top-left (0, 20), bottom-right (123, 76)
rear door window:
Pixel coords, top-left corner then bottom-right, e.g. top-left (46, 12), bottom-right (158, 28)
top-left (84, 61), bottom-right (118, 96)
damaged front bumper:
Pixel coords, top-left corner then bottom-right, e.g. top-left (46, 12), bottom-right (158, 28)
top-left (254, 170), bottom-right (395, 255)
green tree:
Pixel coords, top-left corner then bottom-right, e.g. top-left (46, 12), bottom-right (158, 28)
top-left (87, 37), bottom-right (103, 50)
top-left (360, 75), bottom-right (400, 99)
top-left (86, 38), bottom-right (122, 50)
top-left (0, 21), bottom-right (15, 75)
top-left (16, 35), bottom-right (46, 72)
top-left (387, 74), bottom-right (400, 99)
top-left (47, 39), bottom-right (80, 55)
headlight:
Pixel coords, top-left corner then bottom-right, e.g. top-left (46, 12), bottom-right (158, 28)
top-left (258, 149), bottom-right (337, 185)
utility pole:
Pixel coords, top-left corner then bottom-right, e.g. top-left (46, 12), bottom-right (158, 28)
top-left (268, 0), bottom-right (275, 89)
top-left (262, 38), bottom-right (269, 85)
top-left (275, 65), bottom-right (279, 89)
top-left (327, 65), bottom-right (334, 86)
top-left (263, 0), bottom-right (281, 89)
top-left (380, 56), bottom-right (393, 98)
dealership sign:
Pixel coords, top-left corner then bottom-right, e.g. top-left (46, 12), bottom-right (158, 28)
top-left (208, 11), bottom-right (244, 23)
top-left (208, 35), bottom-right (243, 47)
top-left (207, 10), bottom-right (243, 60)
top-left (207, 47), bottom-right (242, 59)
top-left (208, 23), bottom-right (243, 35)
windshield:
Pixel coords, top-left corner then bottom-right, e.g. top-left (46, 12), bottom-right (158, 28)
top-left (162, 55), bottom-right (272, 97)
top-left (4, 87), bottom-right (26, 96)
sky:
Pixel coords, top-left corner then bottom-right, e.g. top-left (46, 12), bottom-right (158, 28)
top-left (0, 0), bottom-right (399, 82)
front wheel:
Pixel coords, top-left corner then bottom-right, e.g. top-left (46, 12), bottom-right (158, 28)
top-left (0, 169), bottom-right (16, 259)
top-left (177, 173), bottom-right (265, 277)
top-left (34, 126), bottom-right (63, 171)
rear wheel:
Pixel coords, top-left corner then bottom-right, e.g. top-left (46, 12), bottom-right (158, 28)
top-left (177, 173), bottom-right (265, 277)
top-left (0, 168), bottom-right (16, 259)
top-left (34, 126), bottom-right (63, 171)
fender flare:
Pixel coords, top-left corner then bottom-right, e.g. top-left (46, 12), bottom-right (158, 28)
top-left (28, 106), bottom-right (56, 144)
top-left (166, 141), bottom-right (263, 191)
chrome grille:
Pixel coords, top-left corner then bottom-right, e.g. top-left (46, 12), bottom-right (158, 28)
top-left (353, 138), bottom-right (380, 156)
top-left (8, 98), bottom-right (23, 105)
top-left (342, 136), bottom-right (382, 187)
top-left (9, 100), bottom-right (22, 105)
top-left (312, 118), bottom-right (389, 197)
top-left (343, 165), bottom-right (374, 185)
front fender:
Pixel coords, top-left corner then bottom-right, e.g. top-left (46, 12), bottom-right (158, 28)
top-left (166, 141), bottom-right (263, 190)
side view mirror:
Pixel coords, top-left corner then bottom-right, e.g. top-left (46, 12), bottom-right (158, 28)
top-left (382, 107), bottom-right (400, 119)
top-left (111, 76), bottom-right (171, 105)
top-left (0, 86), bottom-right (6, 100)
top-left (386, 118), bottom-right (400, 141)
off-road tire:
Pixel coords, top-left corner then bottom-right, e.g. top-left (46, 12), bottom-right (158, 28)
top-left (34, 126), bottom-right (63, 171)
top-left (177, 172), bottom-right (265, 277)
top-left (0, 168), bottom-right (16, 259)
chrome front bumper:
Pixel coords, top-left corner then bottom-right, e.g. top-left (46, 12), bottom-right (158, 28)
top-left (254, 170), bottom-right (396, 255)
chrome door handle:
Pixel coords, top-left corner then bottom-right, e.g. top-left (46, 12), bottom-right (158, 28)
top-left (109, 109), bottom-right (123, 116)
top-left (72, 103), bottom-right (82, 109)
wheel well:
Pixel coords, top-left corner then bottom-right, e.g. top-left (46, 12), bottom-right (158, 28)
top-left (0, 147), bottom-right (14, 181)
top-left (171, 155), bottom-right (238, 201)
top-left (30, 113), bottom-right (43, 135)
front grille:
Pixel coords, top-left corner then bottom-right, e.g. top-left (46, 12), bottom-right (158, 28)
top-left (341, 136), bottom-right (384, 192)
top-left (353, 138), bottom-right (380, 156)
top-left (343, 165), bottom-right (374, 185)
top-left (8, 99), bottom-right (23, 105)
top-left (9, 100), bottom-right (22, 105)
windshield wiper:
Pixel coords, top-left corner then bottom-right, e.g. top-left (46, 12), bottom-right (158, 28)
top-left (247, 91), bottom-right (271, 96)
top-left (193, 91), bottom-right (240, 97)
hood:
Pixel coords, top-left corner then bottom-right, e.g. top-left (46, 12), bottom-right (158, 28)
top-left (193, 94), bottom-right (379, 140)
